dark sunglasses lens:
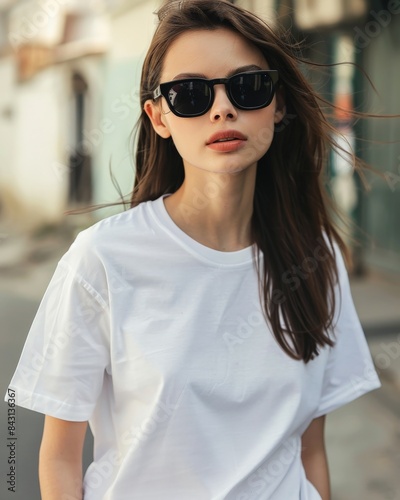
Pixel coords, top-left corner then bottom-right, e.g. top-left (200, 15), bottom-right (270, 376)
top-left (230, 73), bottom-right (273, 108)
top-left (168, 81), bottom-right (211, 116)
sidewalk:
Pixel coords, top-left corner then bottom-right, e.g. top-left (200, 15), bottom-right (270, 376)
top-left (351, 272), bottom-right (400, 336)
top-left (330, 273), bottom-right (400, 499)
top-left (0, 214), bottom-right (93, 272)
top-left (350, 273), bottom-right (400, 397)
top-left (0, 215), bottom-right (94, 300)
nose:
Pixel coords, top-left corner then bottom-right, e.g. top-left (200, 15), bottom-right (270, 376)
top-left (209, 84), bottom-right (238, 122)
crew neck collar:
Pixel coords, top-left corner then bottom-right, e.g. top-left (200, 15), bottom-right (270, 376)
top-left (149, 194), bottom-right (255, 267)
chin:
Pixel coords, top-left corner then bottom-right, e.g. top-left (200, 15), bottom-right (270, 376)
top-left (218, 162), bottom-right (257, 175)
top-left (219, 167), bottom-right (248, 175)
top-left (188, 160), bottom-right (255, 176)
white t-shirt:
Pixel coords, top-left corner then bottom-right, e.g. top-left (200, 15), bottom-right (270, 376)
top-left (6, 194), bottom-right (380, 499)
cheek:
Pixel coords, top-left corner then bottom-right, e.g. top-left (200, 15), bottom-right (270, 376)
top-left (255, 124), bottom-right (275, 152)
top-left (244, 132), bottom-right (274, 166)
top-left (248, 113), bottom-right (276, 154)
top-left (168, 122), bottom-right (200, 156)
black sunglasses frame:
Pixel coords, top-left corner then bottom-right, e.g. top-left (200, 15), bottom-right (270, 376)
top-left (153, 70), bottom-right (279, 118)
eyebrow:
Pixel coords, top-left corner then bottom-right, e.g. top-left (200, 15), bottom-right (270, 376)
top-left (172, 64), bottom-right (263, 80)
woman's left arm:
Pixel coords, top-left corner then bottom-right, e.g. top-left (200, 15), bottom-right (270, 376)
top-left (301, 415), bottom-right (331, 500)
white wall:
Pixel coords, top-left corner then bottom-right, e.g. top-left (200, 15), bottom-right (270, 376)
top-left (110, 0), bottom-right (159, 62)
top-left (0, 54), bottom-right (106, 228)
top-left (11, 67), bottom-right (67, 225)
top-left (0, 56), bottom-right (16, 214)
top-left (0, 0), bottom-right (160, 227)
top-left (90, 0), bottom-right (160, 219)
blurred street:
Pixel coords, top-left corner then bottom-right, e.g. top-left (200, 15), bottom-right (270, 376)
top-left (0, 220), bottom-right (399, 500)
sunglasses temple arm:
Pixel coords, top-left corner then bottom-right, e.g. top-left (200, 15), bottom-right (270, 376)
top-left (153, 86), bottom-right (162, 100)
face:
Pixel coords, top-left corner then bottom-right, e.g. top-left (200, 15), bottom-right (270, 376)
top-left (145, 28), bottom-right (285, 176)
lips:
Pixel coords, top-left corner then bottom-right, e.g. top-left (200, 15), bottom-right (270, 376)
top-left (206, 130), bottom-right (247, 145)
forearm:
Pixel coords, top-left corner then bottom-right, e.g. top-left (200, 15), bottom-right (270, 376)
top-left (39, 416), bottom-right (87, 500)
top-left (301, 415), bottom-right (330, 500)
top-left (301, 447), bottom-right (331, 500)
top-left (39, 457), bottom-right (83, 500)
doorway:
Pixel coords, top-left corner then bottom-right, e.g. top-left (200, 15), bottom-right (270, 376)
top-left (68, 72), bottom-right (92, 205)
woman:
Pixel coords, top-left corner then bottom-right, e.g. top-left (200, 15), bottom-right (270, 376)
top-left (6, 1), bottom-right (380, 498)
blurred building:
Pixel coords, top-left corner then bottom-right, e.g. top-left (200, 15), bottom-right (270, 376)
top-left (0, 0), bottom-right (158, 228)
top-left (0, 0), bottom-right (399, 275)
top-left (274, 0), bottom-right (400, 276)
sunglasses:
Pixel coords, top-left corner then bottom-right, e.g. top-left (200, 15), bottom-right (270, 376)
top-left (153, 70), bottom-right (279, 118)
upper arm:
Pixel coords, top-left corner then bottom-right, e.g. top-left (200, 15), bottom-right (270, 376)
top-left (301, 415), bottom-right (326, 457)
top-left (39, 415), bottom-right (88, 463)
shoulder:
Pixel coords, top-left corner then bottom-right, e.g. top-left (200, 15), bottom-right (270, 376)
top-left (60, 200), bottom-right (157, 275)
top-left (79, 201), bottom-right (154, 243)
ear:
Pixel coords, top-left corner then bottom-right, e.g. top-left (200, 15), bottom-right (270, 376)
top-left (143, 99), bottom-right (171, 139)
top-left (273, 86), bottom-right (287, 124)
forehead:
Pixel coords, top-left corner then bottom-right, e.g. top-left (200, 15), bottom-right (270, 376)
top-left (161, 28), bottom-right (268, 80)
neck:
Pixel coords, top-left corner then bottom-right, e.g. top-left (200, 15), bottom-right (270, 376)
top-left (163, 165), bottom-right (257, 252)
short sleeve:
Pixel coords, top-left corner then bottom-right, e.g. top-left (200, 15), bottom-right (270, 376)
top-left (314, 245), bottom-right (381, 418)
top-left (4, 258), bottom-right (111, 422)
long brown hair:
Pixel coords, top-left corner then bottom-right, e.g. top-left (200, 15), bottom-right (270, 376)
top-left (133, 0), bottom-right (353, 363)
